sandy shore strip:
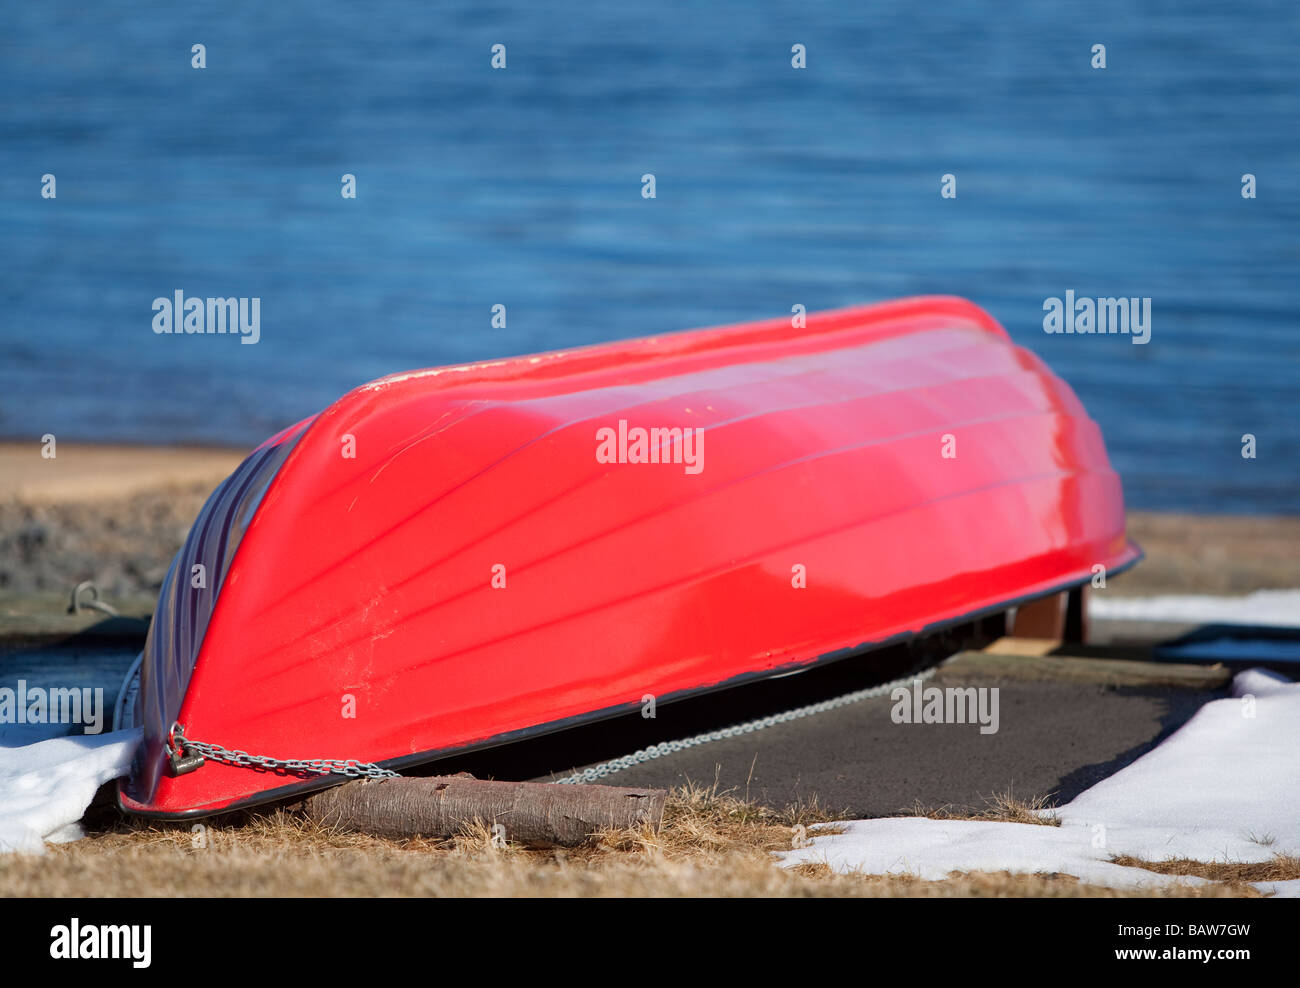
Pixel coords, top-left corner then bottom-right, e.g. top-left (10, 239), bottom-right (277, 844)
top-left (0, 442), bottom-right (244, 504)
top-left (2, 440), bottom-right (1298, 598)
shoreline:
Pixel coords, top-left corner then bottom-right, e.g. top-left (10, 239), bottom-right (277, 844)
top-left (0, 442), bottom-right (244, 504)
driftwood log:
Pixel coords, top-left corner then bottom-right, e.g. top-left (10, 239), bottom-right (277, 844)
top-left (298, 775), bottom-right (666, 847)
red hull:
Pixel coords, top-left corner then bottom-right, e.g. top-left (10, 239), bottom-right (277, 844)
top-left (120, 296), bottom-right (1139, 816)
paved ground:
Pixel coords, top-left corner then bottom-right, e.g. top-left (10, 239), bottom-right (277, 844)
top-left (425, 642), bottom-right (1229, 816)
top-left (551, 680), bottom-right (1219, 816)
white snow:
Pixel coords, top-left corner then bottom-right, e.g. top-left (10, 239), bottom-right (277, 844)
top-left (0, 729), bottom-right (141, 854)
top-left (778, 668), bottom-right (1300, 894)
top-left (1089, 589), bottom-right (1300, 627)
top-left (782, 817), bottom-right (1213, 890)
top-left (1254, 879), bottom-right (1300, 898)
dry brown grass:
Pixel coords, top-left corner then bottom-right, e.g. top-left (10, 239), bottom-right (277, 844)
top-left (904, 790), bottom-right (1061, 826)
top-left (1111, 854), bottom-right (1300, 885)
top-left (0, 782), bottom-right (1257, 897)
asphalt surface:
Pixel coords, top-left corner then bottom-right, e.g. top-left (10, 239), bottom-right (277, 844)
top-left (549, 680), bottom-right (1217, 816)
top-left (429, 639), bottom-right (1226, 816)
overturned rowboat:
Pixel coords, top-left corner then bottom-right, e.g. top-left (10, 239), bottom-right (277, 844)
top-left (117, 296), bottom-right (1140, 817)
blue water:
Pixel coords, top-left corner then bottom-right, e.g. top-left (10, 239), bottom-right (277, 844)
top-left (2, 1), bottom-right (1297, 513)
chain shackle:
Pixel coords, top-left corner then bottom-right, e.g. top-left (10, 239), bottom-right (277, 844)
top-left (167, 723), bottom-right (399, 780)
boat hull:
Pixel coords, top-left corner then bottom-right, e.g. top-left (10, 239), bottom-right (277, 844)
top-left (119, 296), bottom-right (1140, 817)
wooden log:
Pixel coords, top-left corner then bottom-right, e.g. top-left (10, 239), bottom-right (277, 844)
top-left (297, 776), bottom-right (667, 847)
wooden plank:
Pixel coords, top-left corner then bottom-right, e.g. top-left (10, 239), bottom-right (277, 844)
top-left (984, 636), bottom-right (1170, 663)
top-left (944, 648), bottom-right (1230, 689)
top-left (983, 636), bottom-right (1059, 657)
top-left (1010, 592), bottom-right (1066, 639)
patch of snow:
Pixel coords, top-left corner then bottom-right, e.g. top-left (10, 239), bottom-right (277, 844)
top-left (778, 669), bottom-right (1299, 892)
top-left (0, 729), bottom-right (141, 854)
top-left (1231, 667), bottom-right (1292, 697)
top-left (1051, 668), bottom-right (1295, 864)
top-left (1254, 879), bottom-right (1300, 898)
top-left (1089, 589), bottom-right (1300, 627)
top-left (783, 817), bottom-right (1207, 890)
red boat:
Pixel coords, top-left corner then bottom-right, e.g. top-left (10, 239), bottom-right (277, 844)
top-left (117, 296), bottom-right (1140, 817)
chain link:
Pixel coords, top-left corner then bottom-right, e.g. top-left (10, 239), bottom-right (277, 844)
top-left (552, 666), bottom-right (937, 784)
top-left (170, 724), bottom-right (400, 779)
top-left (170, 666), bottom-right (936, 785)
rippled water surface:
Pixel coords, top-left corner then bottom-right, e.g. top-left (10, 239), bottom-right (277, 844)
top-left (2, 1), bottom-right (1298, 512)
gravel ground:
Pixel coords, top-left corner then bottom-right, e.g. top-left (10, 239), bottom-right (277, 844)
top-left (0, 481), bottom-right (211, 596)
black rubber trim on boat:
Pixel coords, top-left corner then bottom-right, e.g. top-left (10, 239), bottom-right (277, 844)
top-left (116, 544), bottom-right (1143, 820)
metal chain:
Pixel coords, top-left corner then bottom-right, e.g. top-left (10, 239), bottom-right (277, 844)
top-left (553, 665), bottom-right (937, 785)
top-left (170, 724), bottom-right (400, 779)
top-left (171, 665), bottom-right (935, 785)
